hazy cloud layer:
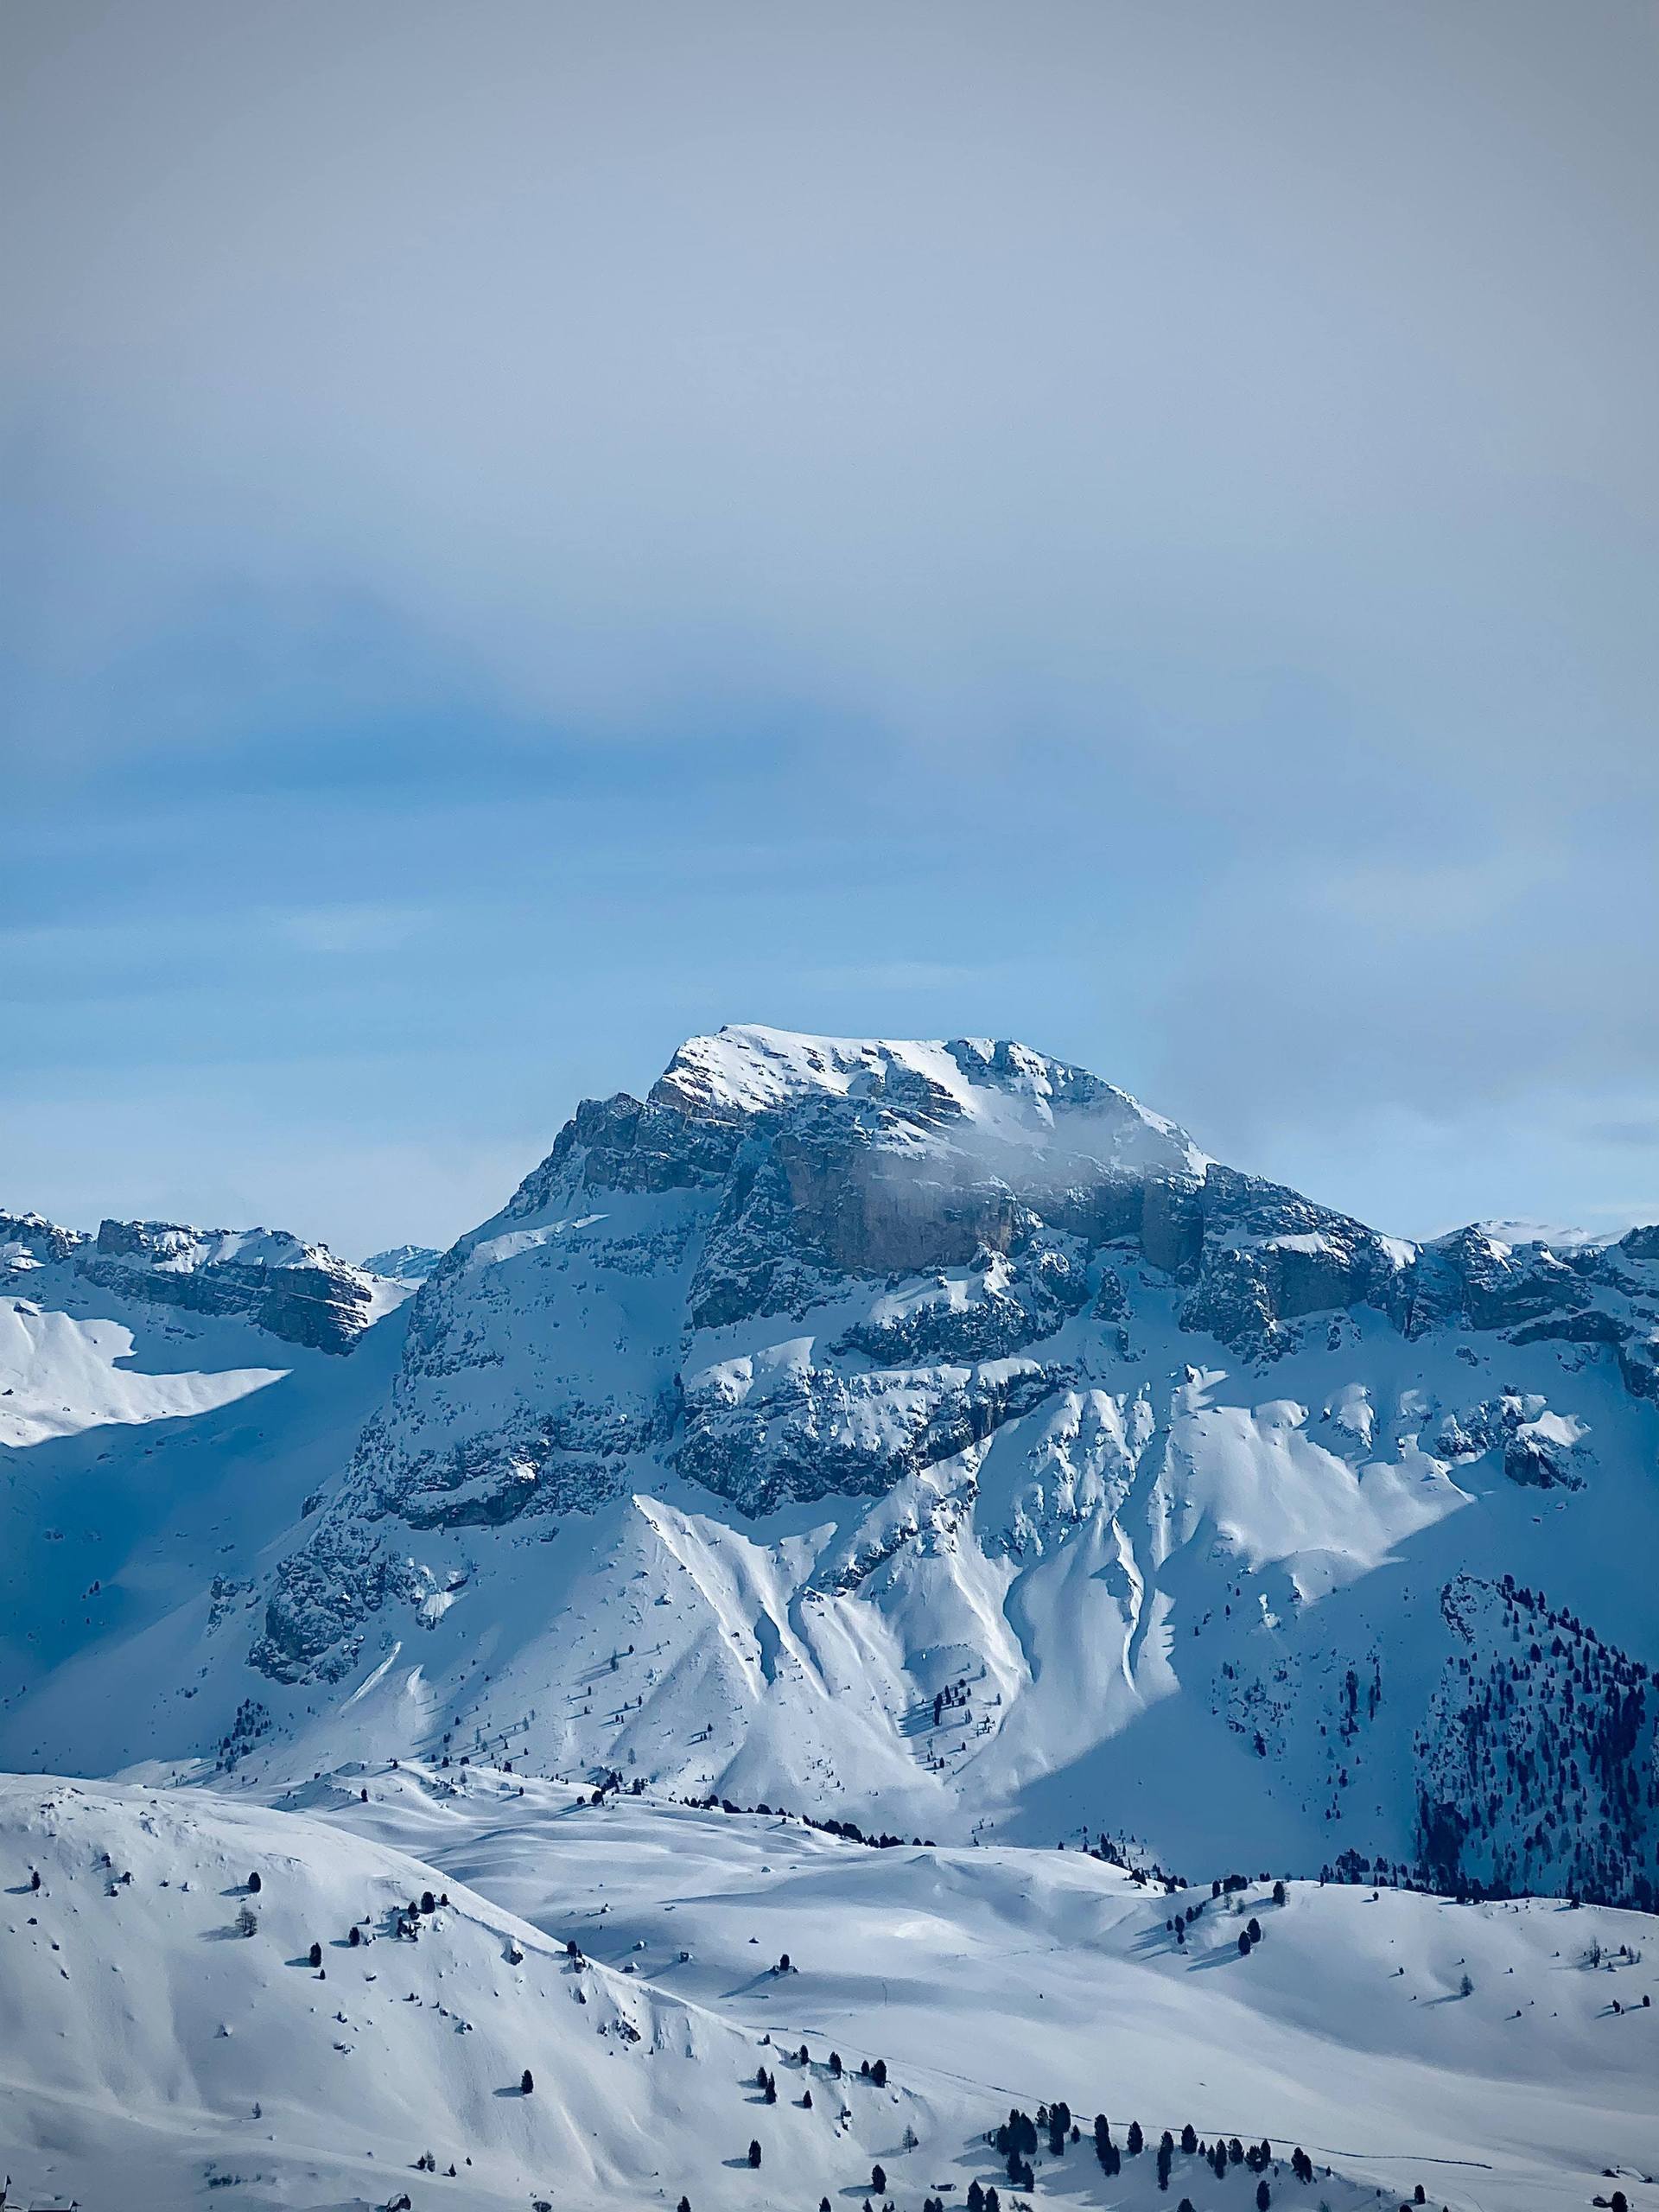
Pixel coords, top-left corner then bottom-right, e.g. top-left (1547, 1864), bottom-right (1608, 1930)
top-left (3, 2), bottom-right (1655, 1251)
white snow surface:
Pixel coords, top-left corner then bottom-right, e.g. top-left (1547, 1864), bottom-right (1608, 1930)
top-left (0, 1765), bottom-right (1653, 2212)
top-left (0, 1300), bottom-right (287, 1448)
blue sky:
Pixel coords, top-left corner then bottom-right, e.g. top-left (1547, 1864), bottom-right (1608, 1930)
top-left (3, 1), bottom-right (1656, 1255)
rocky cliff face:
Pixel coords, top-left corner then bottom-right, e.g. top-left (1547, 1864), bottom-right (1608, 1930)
top-left (1, 1209), bottom-right (387, 1354)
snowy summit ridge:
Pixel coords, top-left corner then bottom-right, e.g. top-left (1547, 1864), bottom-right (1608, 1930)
top-left (0, 1205), bottom-right (397, 1365)
top-left (651, 1023), bottom-right (1210, 1173)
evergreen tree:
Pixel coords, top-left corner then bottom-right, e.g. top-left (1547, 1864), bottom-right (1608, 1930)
top-left (1181, 2123), bottom-right (1198, 2155)
top-left (747, 2141), bottom-right (761, 2169)
top-left (1128, 2120), bottom-right (1144, 2156)
top-left (872, 2058), bottom-right (887, 2086)
top-left (1157, 2135), bottom-right (1173, 2190)
top-left (1257, 2183), bottom-right (1271, 2212)
top-left (520, 2069), bottom-right (534, 2096)
top-left (872, 2165), bottom-right (887, 2194)
top-left (246, 1872), bottom-right (261, 1893)
top-left (308, 1942), bottom-right (322, 1968)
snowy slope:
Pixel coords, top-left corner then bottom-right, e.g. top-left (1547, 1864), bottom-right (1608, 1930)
top-left (3, 1030), bottom-right (1658, 1911)
top-left (362, 1246), bottom-right (443, 1287)
top-left (0, 1296), bottom-right (286, 1451)
top-left (0, 1214), bottom-right (411, 1775)
top-left (4, 1765), bottom-right (1654, 2212)
top-left (315, 1764), bottom-right (1659, 2212)
top-left (0, 1772), bottom-right (927, 2212)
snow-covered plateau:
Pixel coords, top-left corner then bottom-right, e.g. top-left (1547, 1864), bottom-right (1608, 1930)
top-left (2, 1027), bottom-right (1656, 2209)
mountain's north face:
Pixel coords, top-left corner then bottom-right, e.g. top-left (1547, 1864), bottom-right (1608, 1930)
top-left (5, 1027), bottom-right (1659, 1905)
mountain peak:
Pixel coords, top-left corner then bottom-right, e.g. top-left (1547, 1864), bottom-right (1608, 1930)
top-left (649, 1023), bottom-right (1210, 1177)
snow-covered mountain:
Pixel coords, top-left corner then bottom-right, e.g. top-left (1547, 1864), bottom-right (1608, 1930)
top-left (363, 1243), bottom-right (445, 1287)
top-left (4, 1028), bottom-right (1658, 1910)
top-left (0, 1212), bottom-right (411, 1769)
top-left (0, 1211), bottom-right (405, 1411)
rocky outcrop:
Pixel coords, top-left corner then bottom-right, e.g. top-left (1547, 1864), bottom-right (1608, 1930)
top-left (0, 1210), bottom-right (83, 1266)
top-left (1169, 1167), bottom-right (1411, 1354)
top-left (1, 1210), bottom-right (380, 1353)
top-left (1400, 1223), bottom-right (1659, 1394)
